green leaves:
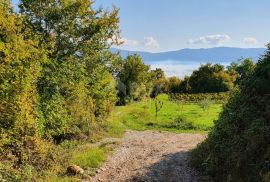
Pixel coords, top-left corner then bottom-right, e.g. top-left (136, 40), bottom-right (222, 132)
top-left (191, 46), bottom-right (270, 181)
top-left (188, 63), bottom-right (237, 93)
top-left (0, 0), bottom-right (121, 177)
top-left (118, 54), bottom-right (153, 104)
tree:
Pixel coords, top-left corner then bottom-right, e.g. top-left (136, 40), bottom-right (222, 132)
top-left (188, 63), bottom-right (236, 93)
top-left (152, 68), bottom-right (165, 80)
top-left (178, 76), bottom-right (191, 93)
top-left (167, 76), bottom-right (181, 93)
top-left (118, 54), bottom-right (153, 104)
top-left (19, 0), bottom-right (120, 140)
top-left (154, 98), bottom-right (164, 119)
top-left (228, 58), bottom-right (256, 85)
top-left (0, 0), bottom-right (121, 179)
top-left (151, 68), bottom-right (168, 97)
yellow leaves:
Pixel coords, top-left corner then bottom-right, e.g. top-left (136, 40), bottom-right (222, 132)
top-left (0, 1), bottom-right (45, 140)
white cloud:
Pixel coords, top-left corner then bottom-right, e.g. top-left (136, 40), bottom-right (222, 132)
top-left (114, 36), bottom-right (160, 50)
top-left (188, 34), bottom-right (231, 45)
top-left (108, 36), bottom-right (140, 47)
top-left (121, 38), bottom-right (140, 47)
top-left (143, 37), bottom-right (160, 48)
top-left (151, 63), bottom-right (200, 78)
top-left (243, 37), bottom-right (258, 44)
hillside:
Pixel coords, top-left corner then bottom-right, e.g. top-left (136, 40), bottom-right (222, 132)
top-left (111, 47), bottom-right (266, 64)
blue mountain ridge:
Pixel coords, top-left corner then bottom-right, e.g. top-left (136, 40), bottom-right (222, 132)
top-left (111, 47), bottom-right (266, 64)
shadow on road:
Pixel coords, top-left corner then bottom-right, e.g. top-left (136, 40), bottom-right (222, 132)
top-left (128, 151), bottom-right (211, 182)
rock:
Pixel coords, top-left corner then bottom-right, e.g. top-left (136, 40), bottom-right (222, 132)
top-left (96, 169), bottom-right (100, 173)
top-left (67, 165), bottom-right (84, 175)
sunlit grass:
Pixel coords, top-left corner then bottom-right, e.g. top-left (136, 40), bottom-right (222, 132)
top-left (70, 147), bottom-right (106, 168)
top-left (110, 94), bottom-right (223, 132)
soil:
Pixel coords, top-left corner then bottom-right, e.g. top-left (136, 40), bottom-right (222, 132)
top-left (91, 130), bottom-right (211, 182)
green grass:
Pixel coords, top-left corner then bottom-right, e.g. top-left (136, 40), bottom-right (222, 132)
top-left (111, 94), bottom-right (223, 132)
top-left (36, 143), bottom-right (112, 181)
top-left (70, 147), bottom-right (106, 169)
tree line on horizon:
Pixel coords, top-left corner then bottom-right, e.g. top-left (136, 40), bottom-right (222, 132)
top-left (150, 58), bottom-right (255, 95)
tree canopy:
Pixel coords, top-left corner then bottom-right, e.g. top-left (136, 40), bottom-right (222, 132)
top-left (0, 1), bottom-right (121, 179)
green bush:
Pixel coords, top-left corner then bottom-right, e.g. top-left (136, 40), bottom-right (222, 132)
top-left (190, 46), bottom-right (270, 181)
top-left (167, 116), bottom-right (196, 130)
top-left (198, 99), bottom-right (213, 112)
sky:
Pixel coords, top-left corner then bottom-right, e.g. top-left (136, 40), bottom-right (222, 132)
top-left (12, 0), bottom-right (270, 52)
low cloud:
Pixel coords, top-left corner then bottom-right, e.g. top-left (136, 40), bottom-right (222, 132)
top-left (122, 38), bottom-right (140, 47)
top-left (188, 34), bottom-right (231, 45)
top-left (143, 37), bottom-right (160, 48)
top-left (108, 36), bottom-right (140, 47)
top-left (243, 37), bottom-right (258, 45)
top-left (112, 36), bottom-right (160, 50)
top-left (150, 63), bottom-right (200, 78)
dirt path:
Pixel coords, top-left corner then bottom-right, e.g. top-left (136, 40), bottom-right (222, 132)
top-left (91, 130), bottom-right (210, 182)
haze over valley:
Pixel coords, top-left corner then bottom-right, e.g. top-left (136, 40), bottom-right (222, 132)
top-left (112, 47), bottom-right (266, 77)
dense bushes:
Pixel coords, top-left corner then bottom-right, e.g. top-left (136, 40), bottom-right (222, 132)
top-left (169, 92), bottom-right (229, 103)
top-left (0, 1), bottom-right (51, 175)
top-left (0, 0), bottom-right (120, 179)
top-left (190, 46), bottom-right (270, 181)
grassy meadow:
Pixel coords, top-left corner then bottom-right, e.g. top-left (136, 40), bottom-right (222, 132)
top-left (109, 94), bottom-right (223, 133)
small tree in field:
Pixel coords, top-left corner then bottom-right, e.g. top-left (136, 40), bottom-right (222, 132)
top-left (175, 100), bottom-right (185, 114)
top-left (198, 99), bottom-right (212, 113)
top-left (154, 98), bottom-right (164, 119)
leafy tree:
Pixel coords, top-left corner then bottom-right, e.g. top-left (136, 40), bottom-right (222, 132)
top-left (154, 98), bottom-right (164, 119)
top-left (167, 76), bottom-right (181, 93)
top-left (152, 68), bottom-right (165, 80)
top-left (151, 68), bottom-right (168, 97)
top-left (178, 76), bottom-right (191, 93)
top-left (118, 54), bottom-right (153, 104)
top-left (188, 63), bottom-right (236, 93)
top-left (228, 58), bottom-right (256, 85)
top-left (19, 0), bottom-right (120, 140)
top-left (0, 0), bottom-right (121, 179)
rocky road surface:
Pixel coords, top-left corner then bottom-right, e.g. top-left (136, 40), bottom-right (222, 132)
top-left (91, 130), bottom-right (211, 182)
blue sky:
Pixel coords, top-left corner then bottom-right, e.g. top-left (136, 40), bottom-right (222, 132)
top-left (12, 0), bottom-right (270, 52)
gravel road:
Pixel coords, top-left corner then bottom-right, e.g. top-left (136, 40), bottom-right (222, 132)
top-left (91, 130), bottom-right (211, 182)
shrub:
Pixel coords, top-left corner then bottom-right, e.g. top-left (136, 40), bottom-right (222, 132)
top-left (198, 99), bottom-right (213, 112)
top-left (168, 116), bottom-right (196, 130)
top-left (190, 45), bottom-right (270, 182)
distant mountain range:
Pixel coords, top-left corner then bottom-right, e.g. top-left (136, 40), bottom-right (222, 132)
top-left (111, 47), bottom-right (266, 64)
